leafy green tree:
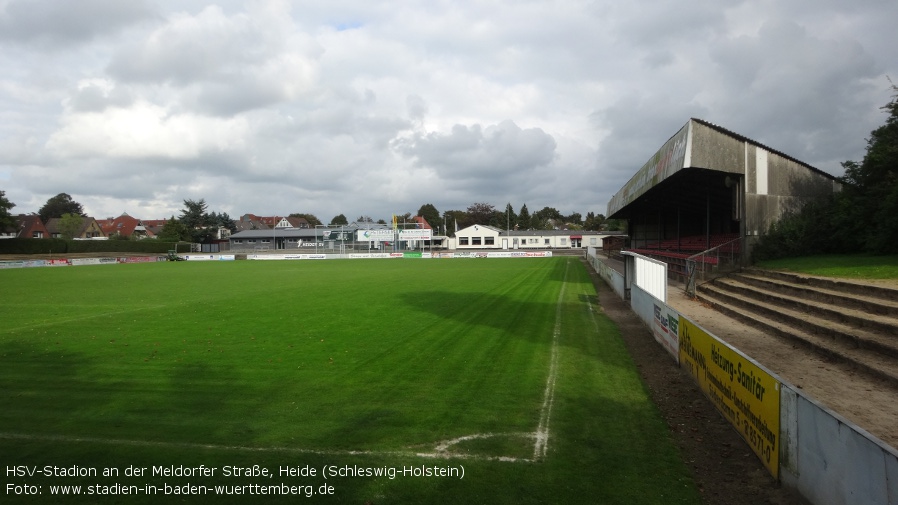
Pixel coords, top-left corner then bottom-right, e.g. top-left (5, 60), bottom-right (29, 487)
top-left (583, 212), bottom-right (605, 231)
top-left (605, 218), bottom-right (627, 233)
top-left (157, 216), bottom-right (191, 242)
top-left (0, 190), bottom-right (15, 230)
top-left (178, 199), bottom-right (220, 243)
top-left (565, 212), bottom-right (583, 226)
top-left (179, 199), bottom-right (209, 230)
top-left (330, 214), bottom-right (348, 226)
top-left (534, 206), bottom-right (562, 223)
top-left (210, 212), bottom-right (237, 233)
top-left (443, 210), bottom-right (467, 236)
top-left (465, 202), bottom-right (495, 227)
top-left (840, 82), bottom-right (898, 253)
top-left (532, 217), bottom-right (556, 230)
top-left (290, 213), bottom-right (322, 227)
top-left (58, 213), bottom-right (83, 240)
top-left (416, 204), bottom-right (441, 230)
top-left (38, 193), bottom-right (84, 223)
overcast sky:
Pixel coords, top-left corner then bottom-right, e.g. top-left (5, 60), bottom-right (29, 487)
top-left (1, 0), bottom-right (896, 224)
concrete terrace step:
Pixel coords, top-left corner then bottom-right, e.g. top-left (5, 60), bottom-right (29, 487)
top-left (699, 279), bottom-right (898, 359)
top-left (695, 285), bottom-right (898, 388)
top-left (741, 268), bottom-right (898, 308)
top-left (714, 275), bottom-right (898, 339)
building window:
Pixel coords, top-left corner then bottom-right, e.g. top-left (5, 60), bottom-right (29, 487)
top-left (544, 239), bottom-right (550, 245)
top-left (485, 237), bottom-right (495, 245)
top-left (590, 238), bottom-right (597, 245)
top-left (472, 237), bottom-right (482, 246)
top-left (233, 239), bottom-right (243, 244)
top-left (459, 237), bottom-right (469, 246)
top-left (560, 238), bottom-right (567, 245)
top-left (248, 239), bottom-right (256, 244)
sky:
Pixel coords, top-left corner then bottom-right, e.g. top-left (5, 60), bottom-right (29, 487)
top-left (1, 0), bottom-right (896, 225)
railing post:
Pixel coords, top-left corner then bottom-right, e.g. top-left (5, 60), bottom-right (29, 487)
top-left (685, 259), bottom-right (696, 297)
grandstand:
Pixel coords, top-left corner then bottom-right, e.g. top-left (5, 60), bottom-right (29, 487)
top-left (607, 118), bottom-right (841, 282)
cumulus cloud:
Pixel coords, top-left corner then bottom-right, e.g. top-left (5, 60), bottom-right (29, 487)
top-left (46, 100), bottom-right (249, 161)
top-left (0, 0), bottom-right (896, 221)
top-left (0, 0), bottom-right (156, 47)
top-left (107, 4), bottom-right (320, 115)
top-left (395, 121), bottom-right (556, 184)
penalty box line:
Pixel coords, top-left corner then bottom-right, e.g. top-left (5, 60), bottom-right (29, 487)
top-left (0, 431), bottom-right (533, 463)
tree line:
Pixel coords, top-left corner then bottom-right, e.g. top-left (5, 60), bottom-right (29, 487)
top-left (0, 191), bottom-right (621, 243)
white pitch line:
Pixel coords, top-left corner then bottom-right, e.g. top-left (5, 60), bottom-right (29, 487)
top-left (532, 259), bottom-right (568, 461)
top-left (0, 431), bottom-right (535, 463)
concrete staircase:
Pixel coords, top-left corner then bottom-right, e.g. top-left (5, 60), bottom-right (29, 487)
top-left (695, 267), bottom-right (898, 387)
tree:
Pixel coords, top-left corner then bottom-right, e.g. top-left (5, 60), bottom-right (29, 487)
top-left (156, 216), bottom-right (191, 242)
top-left (465, 202), bottom-right (495, 227)
top-left (330, 214), bottom-right (348, 226)
top-left (605, 218), bottom-right (627, 232)
top-left (210, 212), bottom-right (237, 233)
top-left (503, 203), bottom-right (517, 230)
top-left (179, 199), bottom-right (209, 230)
top-left (565, 212), bottom-right (582, 226)
top-left (290, 213), bottom-right (322, 227)
top-left (583, 212), bottom-right (605, 231)
top-left (416, 203), bottom-right (441, 230)
top-left (840, 81), bottom-right (898, 253)
top-left (38, 193), bottom-right (84, 223)
top-left (534, 206), bottom-right (562, 222)
top-left (0, 190), bottom-right (14, 230)
top-left (58, 213), bottom-right (83, 240)
top-left (178, 199), bottom-right (220, 243)
top-left (356, 215), bottom-right (374, 224)
top-left (518, 204), bottom-right (531, 230)
top-left (443, 210), bottom-right (467, 236)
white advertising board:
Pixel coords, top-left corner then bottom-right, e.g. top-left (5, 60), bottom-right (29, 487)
top-left (356, 229), bottom-right (394, 241)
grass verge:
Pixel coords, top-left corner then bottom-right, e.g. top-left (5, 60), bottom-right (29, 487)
top-left (755, 254), bottom-right (898, 280)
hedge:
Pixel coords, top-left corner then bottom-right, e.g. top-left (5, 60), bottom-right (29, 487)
top-left (0, 238), bottom-right (182, 255)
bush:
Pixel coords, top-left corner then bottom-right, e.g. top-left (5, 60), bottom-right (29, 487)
top-left (751, 195), bottom-right (848, 262)
top-left (0, 238), bottom-right (179, 255)
top-left (0, 238), bottom-right (69, 255)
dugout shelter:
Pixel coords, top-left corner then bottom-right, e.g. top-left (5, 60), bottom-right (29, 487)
top-left (607, 118), bottom-right (841, 272)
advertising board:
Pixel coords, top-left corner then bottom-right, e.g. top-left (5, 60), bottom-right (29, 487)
top-left (398, 229), bottom-right (432, 241)
top-left (356, 229), bottom-right (394, 241)
top-left (679, 318), bottom-right (781, 477)
top-left (652, 304), bottom-right (680, 361)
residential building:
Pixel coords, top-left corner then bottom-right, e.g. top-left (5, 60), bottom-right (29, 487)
top-left (45, 216), bottom-right (106, 239)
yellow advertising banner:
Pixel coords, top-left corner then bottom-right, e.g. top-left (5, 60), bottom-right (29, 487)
top-left (679, 318), bottom-right (780, 478)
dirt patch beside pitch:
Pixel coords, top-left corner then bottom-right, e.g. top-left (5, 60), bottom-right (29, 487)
top-left (585, 261), bottom-right (808, 505)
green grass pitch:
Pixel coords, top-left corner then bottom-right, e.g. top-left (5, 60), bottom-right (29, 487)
top-left (0, 258), bottom-right (701, 504)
